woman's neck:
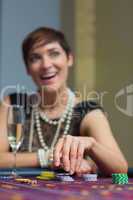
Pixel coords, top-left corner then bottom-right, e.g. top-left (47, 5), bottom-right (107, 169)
top-left (39, 87), bottom-right (68, 111)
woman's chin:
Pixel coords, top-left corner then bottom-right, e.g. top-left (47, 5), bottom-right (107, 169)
top-left (39, 84), bottom-right (60, 93)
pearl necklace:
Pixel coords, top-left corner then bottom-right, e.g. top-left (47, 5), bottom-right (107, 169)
top-left (39, 89), bottom-right (74, 125)
top-left (34, 89), bottom-right (75, 165)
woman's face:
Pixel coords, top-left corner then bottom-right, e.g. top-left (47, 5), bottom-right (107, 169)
top-left (27, 41), bottom-right (73, 92)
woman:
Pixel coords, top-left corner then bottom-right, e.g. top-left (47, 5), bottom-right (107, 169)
top-left (0, 27), bottom-right (128, 176)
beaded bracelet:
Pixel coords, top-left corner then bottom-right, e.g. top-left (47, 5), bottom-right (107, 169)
top-left (37, 149), bottom-right (47, 168)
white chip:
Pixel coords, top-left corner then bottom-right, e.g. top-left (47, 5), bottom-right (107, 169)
top-left (83, 174), bottom-right (97, 181)
top-left (57, 175), bottom-right (74, 182)
top-left (56, 173), bottom-right (70, 176)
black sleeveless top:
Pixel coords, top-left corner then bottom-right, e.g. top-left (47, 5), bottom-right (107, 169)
top-left (9, 93), bottom-right (103, 152)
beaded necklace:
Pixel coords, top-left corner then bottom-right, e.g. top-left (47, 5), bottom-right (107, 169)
top-left (33, 89), bottom-right (75, 165)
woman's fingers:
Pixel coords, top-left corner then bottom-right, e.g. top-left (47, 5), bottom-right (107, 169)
top-left (69, 137), bottom-right (79, 174)
top-left (75, 141), bottom-right (85, 172)
top-left (62, 135), bottom-right (72, 171)
top-left (76, 159), bottom-right (92, 176)
top-left (53, 137), bottom-right (65, 166)
top-left (69, 137), bottom-right (94, 174)
top-left (54, 136), bottom-right (95, 174)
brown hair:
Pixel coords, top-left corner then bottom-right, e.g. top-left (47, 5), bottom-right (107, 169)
top-left (22, 27), bottom-right (71, 68)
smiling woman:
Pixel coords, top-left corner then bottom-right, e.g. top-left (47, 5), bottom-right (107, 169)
top-left (0, 27), bottom-right (128, 176)
top-left (22, 27), bottom-right (73, 94)
top-left (26, 42), bottom-right (73, 92)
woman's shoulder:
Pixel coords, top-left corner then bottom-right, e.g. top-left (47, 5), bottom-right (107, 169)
top-left (7, 92), bottom-right (36, 105)
top-left (74, 100), bottom-right (103, 112)
top-left (7, 93), bottom-right (27, 106)
top-left (6, 93), bottom-right (34, 118)
top-left (0, 95), bottom-right (11, 112)
top-left (73, 100), bottom-right (104, 119)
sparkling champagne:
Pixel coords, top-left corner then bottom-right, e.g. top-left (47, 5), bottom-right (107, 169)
top-left (7, 105), bottom-right (25, 176)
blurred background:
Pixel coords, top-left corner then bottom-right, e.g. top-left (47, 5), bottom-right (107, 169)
top-left (0, 0), bottom-right (132, 167)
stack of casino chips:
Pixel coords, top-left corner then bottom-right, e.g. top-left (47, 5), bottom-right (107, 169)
top-left (37, 171), bottom-right (56, 180)
top-left (112, 173), bottom-right (128, 184)
top-left (56, 173), bottom-right (74, 182)
top-left (82, 174), bottom-right (97, 181)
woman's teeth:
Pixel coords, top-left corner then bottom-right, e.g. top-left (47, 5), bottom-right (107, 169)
top-left (40, 73), bottom-right (57, 80)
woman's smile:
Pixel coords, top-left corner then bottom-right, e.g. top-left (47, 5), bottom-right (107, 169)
top-left (28, 42), bottom-right (73, 91)
top-left (39, 71), bottom-right (58, 85)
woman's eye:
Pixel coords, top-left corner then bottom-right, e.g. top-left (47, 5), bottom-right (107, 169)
top-left (29, 54), bottom-right (41, 63)
top-left (49, 51), bottom-right (60, 58)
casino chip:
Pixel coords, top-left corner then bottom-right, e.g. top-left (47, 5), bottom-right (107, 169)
top-left (15, 178), bottom-right (37, 184)
top-left (41, 171), bottom-right (55, 178)
top-left (82, 173), bottom-right (97, 181)
top-left (56, 173), bottom-right (74, 182)
top-left (37, 171), bottom-right (56, 180)
top-left (0, 176), bottom-right (13, 180)
top-left (112, 173), bottom-right (128, 184)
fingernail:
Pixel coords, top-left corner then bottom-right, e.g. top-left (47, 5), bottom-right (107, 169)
top-left (70, 170), bottom-right (74, 175)
top-left (65, 167), bottom-right (69, 171)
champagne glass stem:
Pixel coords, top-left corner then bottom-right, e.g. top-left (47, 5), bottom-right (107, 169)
top-left (12, 123), bottom-right (22, 177)
top-left (12, 151), bottom-right (17, 177)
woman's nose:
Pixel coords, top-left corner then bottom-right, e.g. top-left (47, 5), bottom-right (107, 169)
top-left (41, 56), bottom-right (51, 68)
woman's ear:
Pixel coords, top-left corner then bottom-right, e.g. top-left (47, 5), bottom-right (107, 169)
top-left (68, 53), bottom-right (74, 68)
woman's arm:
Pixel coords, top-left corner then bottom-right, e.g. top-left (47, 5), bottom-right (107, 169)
top-left (0, 96), bottom-right (39, 168)
top-left (80, 109), bottom-right (128, 175)
top-left (54, 109), bottom-right (128, 175)
top-left (0, 152), bottom-right (39, 168)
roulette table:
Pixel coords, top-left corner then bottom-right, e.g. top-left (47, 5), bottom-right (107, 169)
top-left (0, 168), bottom-right (132, 200)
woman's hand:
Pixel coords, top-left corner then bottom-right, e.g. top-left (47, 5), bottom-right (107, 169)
top-left (75, 158), bottom-right (98, 176)
top-left (75, 159), bottom-right (93, 176)
top-left (53, 135), bottom-right (95, 174)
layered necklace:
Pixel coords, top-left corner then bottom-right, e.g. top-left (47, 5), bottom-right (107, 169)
top-left (33, 88), bottom-right (75, 166)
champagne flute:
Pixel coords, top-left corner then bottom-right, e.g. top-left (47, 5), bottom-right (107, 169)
top-left (7, 105), bottom-right (25, 177)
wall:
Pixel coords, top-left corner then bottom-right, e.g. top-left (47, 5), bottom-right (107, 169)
top-left (60, 0), bottom-right (75, 88)
top-left (0, 0), bottom-right (60, 95)
top-left (96, 0), bottom-right (133, 166)
top-left (61, 0), bottom-right (133, 166)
